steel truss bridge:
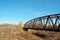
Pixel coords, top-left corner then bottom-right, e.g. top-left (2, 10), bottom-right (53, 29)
top-left (23, 13), bottom-right (60, 32)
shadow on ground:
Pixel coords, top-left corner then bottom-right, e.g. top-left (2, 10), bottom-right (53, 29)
top-left (33, 32), bottom-right (46, 38)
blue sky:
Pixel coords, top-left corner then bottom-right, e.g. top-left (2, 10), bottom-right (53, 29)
top-left (0, 0), bottom-right (60, 24)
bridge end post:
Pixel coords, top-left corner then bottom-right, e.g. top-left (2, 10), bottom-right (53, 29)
top-left (23, 28), bottom-right (28, 31)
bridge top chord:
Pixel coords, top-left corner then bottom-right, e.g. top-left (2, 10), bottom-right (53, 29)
top-left (25, 13), bottom-right (60, 24)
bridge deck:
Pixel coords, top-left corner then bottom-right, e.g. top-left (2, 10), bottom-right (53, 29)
top-left (23, 27), bottom-right (60, 32)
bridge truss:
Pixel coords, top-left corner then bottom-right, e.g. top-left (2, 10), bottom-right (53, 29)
top-left (23, 13), bottom-right (60, 32)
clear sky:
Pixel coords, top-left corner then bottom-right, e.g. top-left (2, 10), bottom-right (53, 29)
top-left (0, 0), bottom-right (60, 24)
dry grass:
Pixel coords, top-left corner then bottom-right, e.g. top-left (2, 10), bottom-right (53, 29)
top-left (0, 24), bottom-right (42, 40)
top-left (0, 24), bottom-right (60, 40)
top-left (37, 30), bottom-right (60, 40)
